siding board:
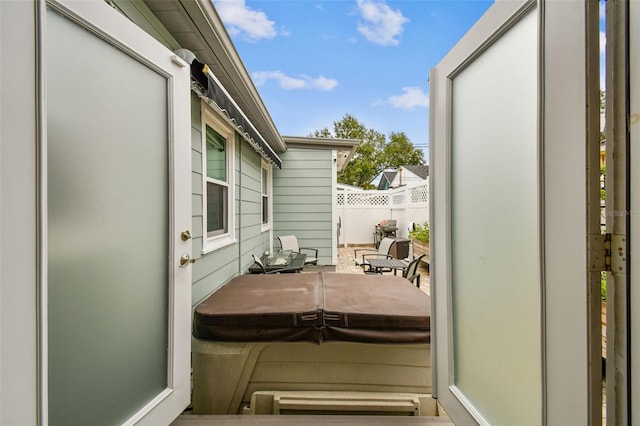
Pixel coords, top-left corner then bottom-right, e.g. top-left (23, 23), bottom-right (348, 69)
top-left (276, 169), bottom-right (333, 179)
top-left (191, 127), bottom-right (202, 152)
top-left (274, 204), bottom-right (332, 213)
top-left (274, 195), bottom-right (333, 205)
top-left (273, 148), bottom-right (334, 264)
top-left (191, 171), bottom-right (202, 195)
top-left (273, 186), bottom-right (330, 196)
top-left (190, 92), bottom-right (201, 128)
top-left (191, 149), bottom-right (202, 174)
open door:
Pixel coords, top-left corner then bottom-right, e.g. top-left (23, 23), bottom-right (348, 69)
top-left (605, 1), bottom-right (640, 424)
top-left (430, 0), bottom-right (600, 424)
top-left (43, 1), bottom-right (191, 424)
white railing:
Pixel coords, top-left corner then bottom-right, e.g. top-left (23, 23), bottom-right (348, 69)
top-left (337, 181), bottom-right (429, 246)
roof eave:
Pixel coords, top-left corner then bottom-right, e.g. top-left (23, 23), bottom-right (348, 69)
top-left (282, 136), bottom-right (361, 173)
top-left (143, 0), bottom-right (286, 153)
top-left (282, 136), bottom-right (360, 150)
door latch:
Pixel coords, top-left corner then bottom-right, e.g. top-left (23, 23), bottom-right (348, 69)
top-left (180, 254), bottom-right (196, 267)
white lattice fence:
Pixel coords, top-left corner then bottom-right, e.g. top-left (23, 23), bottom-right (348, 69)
top-left (340, 192), bottom-right (390, 206)
top-left (410, 183), bottom-right (429, 204)
top-left (337, 181), bottom-right (429, 246)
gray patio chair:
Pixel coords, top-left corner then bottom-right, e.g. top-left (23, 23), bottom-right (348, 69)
top-left (403, 254), bottom-right (426, 288)
top-left (354, 237), bottom-right (395, 273)
top-left (277, 235), bottom-right (318, 265)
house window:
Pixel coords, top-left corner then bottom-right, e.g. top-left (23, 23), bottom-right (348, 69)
top-left (261, 161), bottom-right (271, 228)
top-left (202, 105), bottom-right (235, 251)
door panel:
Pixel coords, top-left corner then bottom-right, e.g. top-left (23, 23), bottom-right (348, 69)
top-left (44, 1), bottom-right (191, 424)
top-left (430, 1), bottom-right (597, 424)
top-left (450, 9), bottom-right (540, 425)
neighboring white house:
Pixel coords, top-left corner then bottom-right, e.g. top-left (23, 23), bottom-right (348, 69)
top-left (377, 165), bottom-right (429, 190)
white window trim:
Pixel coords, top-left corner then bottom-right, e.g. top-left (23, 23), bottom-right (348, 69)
top-left (261, 159), bottom-right (272, 232)
top-left (202, 102), bottom-right (236, 253)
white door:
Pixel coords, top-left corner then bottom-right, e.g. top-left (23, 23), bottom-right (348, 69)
top-left (430, 1), bottom-right (599, 424)
top-left (44, 1), bottom-right (191, 425)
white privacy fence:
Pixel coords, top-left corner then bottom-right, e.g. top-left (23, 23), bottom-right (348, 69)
top-left (337, 181), bottom-right (429, 246)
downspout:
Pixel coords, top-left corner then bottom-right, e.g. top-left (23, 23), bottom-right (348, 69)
top-left (331, 150), bottom-right (338, 264)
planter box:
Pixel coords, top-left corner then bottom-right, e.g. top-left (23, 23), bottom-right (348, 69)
top-left (412, 240), bottom-right (430, 265)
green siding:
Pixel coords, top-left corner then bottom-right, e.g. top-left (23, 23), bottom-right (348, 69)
top-left (273, 186), bottom-right (331, 196)
top-left (189, 95), bottom-right (270, 306)
top-left (274, 203), bottom-right (332, 213)
top-left (273, 148), bottom-right (335, 265)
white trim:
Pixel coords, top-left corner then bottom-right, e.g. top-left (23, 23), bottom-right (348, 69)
top-left (201, 101), bottom-right (236, 253)
top-left (260, 159), bottom-right (272, 232)
top-left (1, 1), bottom-right (41, 423)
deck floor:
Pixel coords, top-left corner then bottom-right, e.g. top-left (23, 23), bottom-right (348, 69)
top-left (172, 414), bottom-right (453, 425)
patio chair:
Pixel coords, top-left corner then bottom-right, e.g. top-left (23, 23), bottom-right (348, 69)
top-left (277, 235), bottom-right (318, 265)
top-left (354, 237), bottom-right (395, 273)
top-left (403, 254), bottom-right (426, 288)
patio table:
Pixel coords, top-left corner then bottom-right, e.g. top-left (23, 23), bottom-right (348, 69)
top-left (366, 258), bottom-right (408, 275)
top-left (248, 251), bottom-right (306, 273)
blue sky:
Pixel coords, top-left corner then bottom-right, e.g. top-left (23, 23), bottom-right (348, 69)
top-left (212, 0), bottom-right (495, 161)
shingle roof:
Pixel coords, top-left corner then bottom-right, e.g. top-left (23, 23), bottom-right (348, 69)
top-left (377, 171), bottom-right (398, 189)
top-left (403, 165), bottom-right (429, 179)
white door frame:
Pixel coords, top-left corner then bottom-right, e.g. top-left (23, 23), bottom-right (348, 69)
top-left (0, 1), bottom-right (40, 424)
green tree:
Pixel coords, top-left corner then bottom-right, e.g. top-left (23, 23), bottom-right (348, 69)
top-left (383, 132), bottom-right (424, 170)
top-left (312, 114), bottom-right (424, 188)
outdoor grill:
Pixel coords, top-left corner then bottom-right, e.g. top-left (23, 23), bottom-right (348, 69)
top-left (374, 219), bottom-right (397, 247)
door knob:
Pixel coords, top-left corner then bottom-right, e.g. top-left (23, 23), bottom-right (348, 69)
top-left (179, 254), bottom-right (196, 267)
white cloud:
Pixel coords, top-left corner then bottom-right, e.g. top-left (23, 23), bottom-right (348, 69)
top-left (356, 0), bottom-right (409, 46)
top-left (213, 0), bottom-right (277, 41)
top-left (387, 87), bottom-right (429, 109)
top-left (252, 71), bottom-right (339, 91)
top-left (600, 31), bottom-right (606, 55)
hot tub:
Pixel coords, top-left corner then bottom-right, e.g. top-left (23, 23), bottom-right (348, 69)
top-left (192, 272), bottom-right (431, 415)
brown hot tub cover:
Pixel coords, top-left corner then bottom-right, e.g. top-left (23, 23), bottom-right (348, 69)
top-left (193, 272), bottom-right (430, 344)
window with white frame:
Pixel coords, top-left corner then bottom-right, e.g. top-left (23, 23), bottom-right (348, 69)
top-left (202, 105), bottom-right (235, 251)
top-left (261, 161), bottom-right (271, 228)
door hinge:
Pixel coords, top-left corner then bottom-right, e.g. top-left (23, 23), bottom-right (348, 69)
top-left (589, 233), bottom-right (626, 273)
